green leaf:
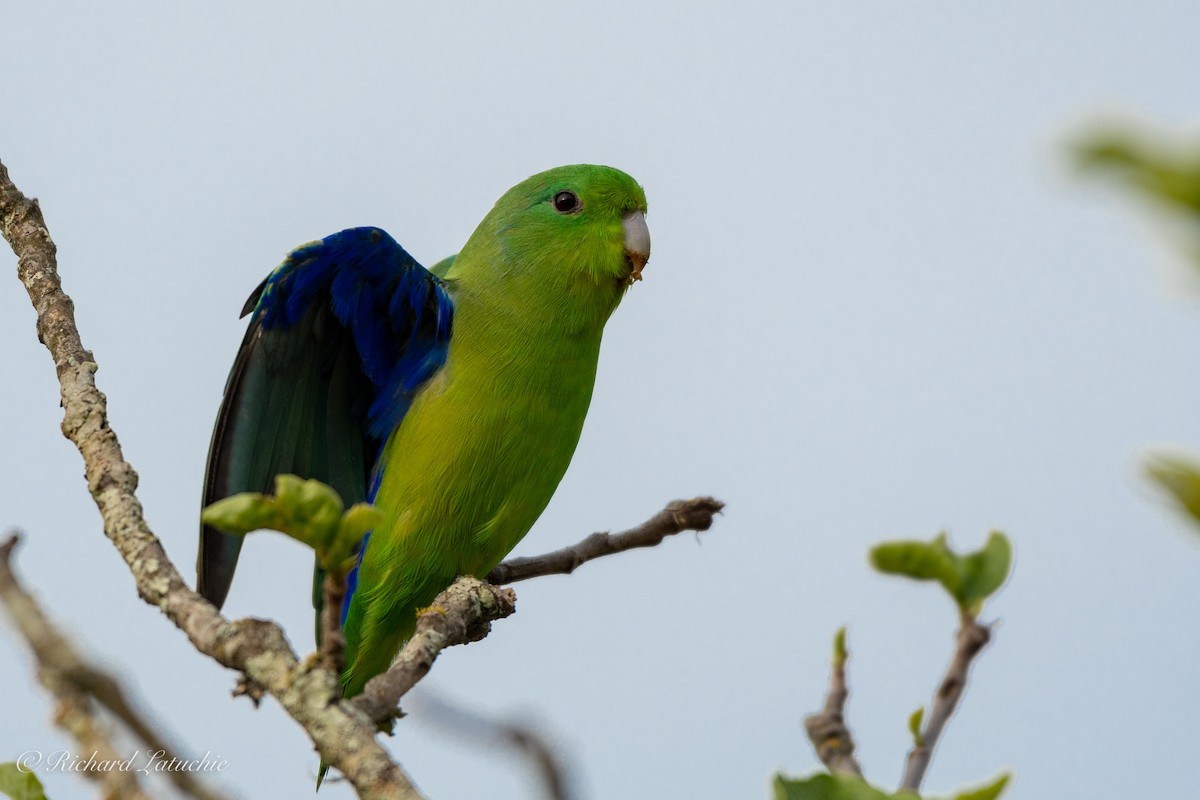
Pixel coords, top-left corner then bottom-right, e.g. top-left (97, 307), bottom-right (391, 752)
top-left (202, 475), bottom-right (377, 577)
top-left (1072, 123), bottom-right (1200, 266)
top-left (200, 492), bottom-right (285, 536)
top-left (773, 773), bottom-right (893, 800)
top-left (283, 476), bottom-right (344, 541)
top-left (1146, 453), bottom-right (1200, 525)
top-left (772, 772), bottom-right (1011, 800)
top-left (1072, 124), bottom-right (1200, 213)
top-left (908, 707), bottom-right (925, 747)
top-left (958, 533), bottom-right (1013, 616)
top-left (338, 503), bottom-right (384, 549)
top-left (869, 532), bottom-right (1012, 613)
top-left (945, 773), bottom-right (1010, 800)
top-left (869, 535), bottom-right (961, 594)
top-left (325, 503), bottom-right (384, 573)
top-left (0, 764), bottom-right (48, 800)
top-left (270, 474), bottom-right (342, 546)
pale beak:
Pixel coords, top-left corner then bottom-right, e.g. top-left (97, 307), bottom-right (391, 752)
top-left (622, 211), bottom-right (651, 282)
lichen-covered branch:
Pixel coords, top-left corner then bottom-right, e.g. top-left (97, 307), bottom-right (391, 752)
top-left (803, 627), bottom-right (862, 777)
top-left (1, 158), bottom-right (425, 800)
top-left (900, 614), bottom-right (992, 792)
top-left (486, 497), bottom-right (724, 584)
top-left (353, 577), bottom-right (517, 725)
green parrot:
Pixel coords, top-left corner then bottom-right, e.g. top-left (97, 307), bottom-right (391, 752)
top-left (197, 164), bottom-right (651, 700)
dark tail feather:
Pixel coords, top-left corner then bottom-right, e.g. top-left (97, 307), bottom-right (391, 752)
top-left (196, 526), bottom-right (244, 608)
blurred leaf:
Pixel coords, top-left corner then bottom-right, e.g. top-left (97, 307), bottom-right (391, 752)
top-left (869, 535), bottom-right (960, 592)
top-left (1146, 453), bottom-right (1200, 525)
top-left (772, 772), bottom-right (1009, 800)
top-left (323, 502), bottom-right (384, 573)
top-left (200, 492), bottom-right (286, 536)
top-left (870, 532), bottom-right (1012, 613)
top-left (202, 474), bottom-right (375, 576)
top-left (947, 774), bottom-right (1010, 800)
top-left (285, 476), bottom-right (344, 540)
top-left (0, 765), bottom-right (48, 800)
top-left (773, 773), bottom-right (893, 800)
top-left (957, 533), bottom-right (1012, 616)
top-left (1072, 124), bottom-right (1200, 214)
top-left (908, 707), bottom-right (925, 747)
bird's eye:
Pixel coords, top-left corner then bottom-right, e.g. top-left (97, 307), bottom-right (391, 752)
top-left (552, 190), bottom-right (581, 214)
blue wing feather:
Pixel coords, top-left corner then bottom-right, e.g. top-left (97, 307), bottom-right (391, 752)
top-left (197, 227), bottom-right (454, 616)
top-left (255, 227), bottom-right (453, 439)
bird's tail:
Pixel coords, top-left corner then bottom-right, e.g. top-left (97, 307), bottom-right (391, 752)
top-left (316, 580), bottom-right (438, 788)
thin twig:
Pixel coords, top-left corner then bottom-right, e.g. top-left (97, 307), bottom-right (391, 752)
top-left (1, 158), bottom-right (425, 800)
top-left (900, 614), bottom-right (992, 792)
top-left (77, 667), bottom-right (230, 800)
top-left (0, 533), bottom-right (212, 800)
top-left (353, 496), bottom-right (726, 724)
top-left (50, 694), bottom-right (154, 800)
top-left (353, 577), bottom-right (517, 725)
top-left (357, 498), bottom-right (725, 724)
top-left (486, 497), bottom-right (724, 584)
top-left (803, 627), bottom-right (862, 777)
top-left (503, 725), bottom-right (571, 800)
top-left (411, 691), bottom-right (572, 800)
top-left (320, 571), bottom-right (348, 674)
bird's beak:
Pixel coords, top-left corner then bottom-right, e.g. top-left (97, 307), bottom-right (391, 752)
top-left (622, 211), bottom-right (651, 283)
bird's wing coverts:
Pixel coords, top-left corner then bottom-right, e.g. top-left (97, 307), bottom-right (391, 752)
top-left (197, 227), bottom-right (453, 610)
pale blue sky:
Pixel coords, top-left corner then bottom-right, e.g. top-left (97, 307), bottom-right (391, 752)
top-left (3, 4), bottom-right (1200, 799)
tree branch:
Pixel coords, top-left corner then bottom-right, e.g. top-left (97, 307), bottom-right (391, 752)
top-left (1, 158), bottom-right (426, 800)
top-left (0, 534), bottom-right (156, 800)
top-left (486, 497), bottom-right (724, 584)
top-left (353, 494), bottom-right (725, 725)
top-left (354, 497), bottom-right (725, 726)
top-left (900, 614), bottom-right (992, 792)
top-left (320, 572), bottom-right (348, 674)
top-left (353, 577), bottom-right (517, 725)
top-left (803, 627), bottom-right (862, 777)
top-left (2, 532), bottom-right (232, 800)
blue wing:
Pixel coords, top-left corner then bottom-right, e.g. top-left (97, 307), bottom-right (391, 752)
top-left (197, 227), bottom-right (454, 614)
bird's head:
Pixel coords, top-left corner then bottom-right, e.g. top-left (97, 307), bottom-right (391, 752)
top-left (454, 164), bottom-right (650, 333)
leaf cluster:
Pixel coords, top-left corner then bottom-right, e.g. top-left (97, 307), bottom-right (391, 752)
top-left (1073, 120), bottom-right (1200, 264)
top-left (869, 532), bottom-right (1012, 617)
top-left (201, 474), bottom-right (380, 576)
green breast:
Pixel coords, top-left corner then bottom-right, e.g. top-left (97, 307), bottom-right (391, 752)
top-left (366, 292), bottom-right (605, 579)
